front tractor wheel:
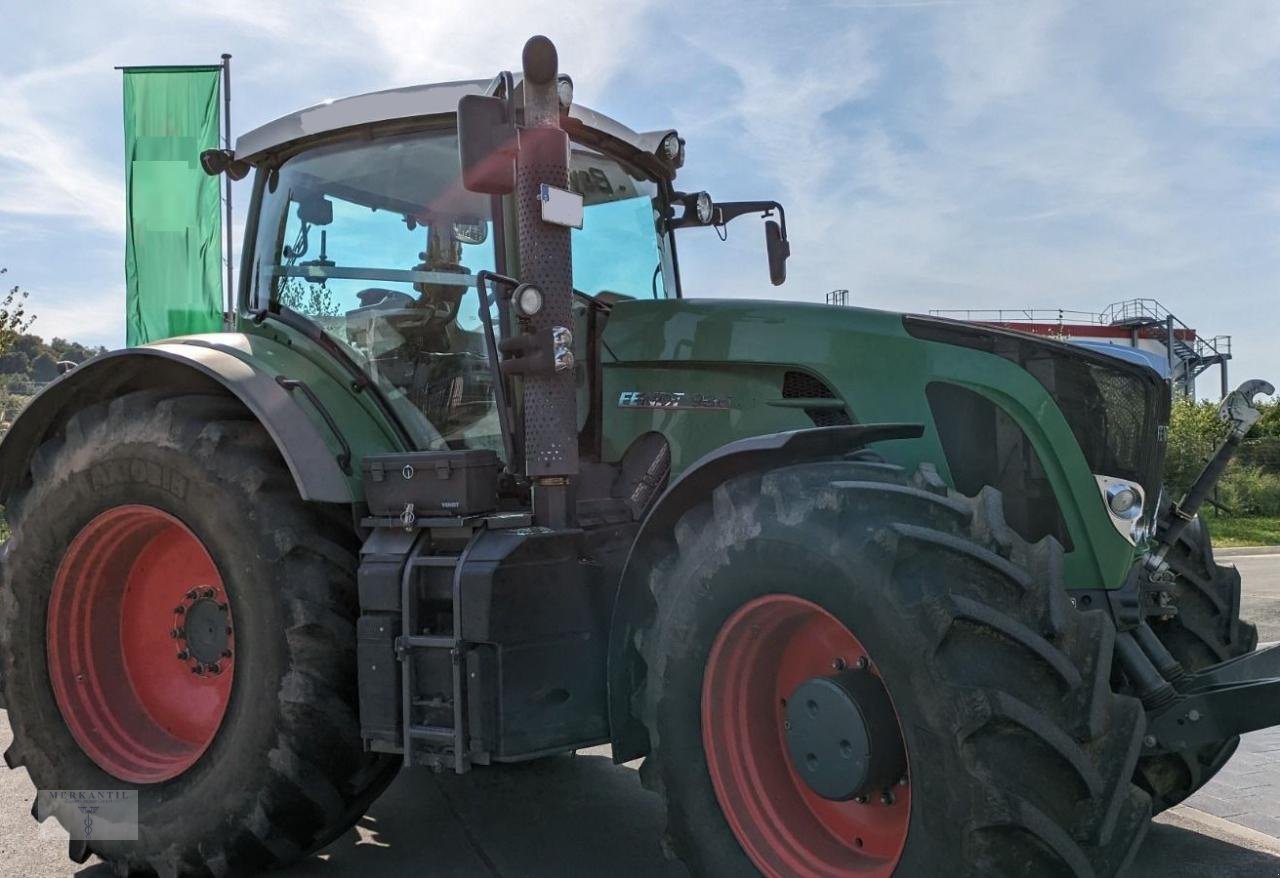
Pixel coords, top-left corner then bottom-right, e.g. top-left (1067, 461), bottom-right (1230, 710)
top-left (0, 392), bottom-right (396, 876)
top-left (634, 462), bottom-right (1152, 877)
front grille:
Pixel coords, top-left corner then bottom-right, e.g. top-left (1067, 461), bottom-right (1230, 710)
top-left (782, 370), bottom-right (853, 427)
top-left (927, 381), bottom-right (1072, 548)
top-left (904, 316), bottom-right (1169, 516)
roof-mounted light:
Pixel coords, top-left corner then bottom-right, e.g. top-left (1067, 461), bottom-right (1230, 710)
top-left (556, 75), bottom-right (574, 112)
top-left (657, 131), bottom-right (684, 168)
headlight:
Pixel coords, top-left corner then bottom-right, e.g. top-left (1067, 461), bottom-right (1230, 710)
top-left (659, 132), bottom-right (682, 163)
top-left (1095, 475), bottom-right (1147, 545)
top-left (694, 191), bottom-right (714, 224)
top-left (556, 75), bottom-right (574, 111)
top-left (514, 283), bottom-right (544, 317)
top-left (1106, 483), bottom-right (1142, 519)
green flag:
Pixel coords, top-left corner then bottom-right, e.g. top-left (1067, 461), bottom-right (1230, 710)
top-left (123, 66), bottom-right (224, 346)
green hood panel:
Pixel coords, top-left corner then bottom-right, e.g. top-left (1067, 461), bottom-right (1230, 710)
top-left (601, 298), bottom-right (1136, 589)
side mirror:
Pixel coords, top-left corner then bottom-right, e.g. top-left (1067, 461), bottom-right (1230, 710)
top-left (765, 220), bottom-right (790, 286)
top-left (458, 94), bottom-right (517, 195)
top-left (199, 148), bottom-right (250, 181)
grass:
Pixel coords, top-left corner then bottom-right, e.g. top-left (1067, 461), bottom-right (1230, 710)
top-left (1205, 515), bottom-right (1280, 548)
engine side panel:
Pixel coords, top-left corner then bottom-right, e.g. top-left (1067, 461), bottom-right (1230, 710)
top-left (599, 298), bottom-right (1139, 591)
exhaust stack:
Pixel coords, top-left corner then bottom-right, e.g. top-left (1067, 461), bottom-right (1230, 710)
top-left (514, 35), bottom-right (578, 526)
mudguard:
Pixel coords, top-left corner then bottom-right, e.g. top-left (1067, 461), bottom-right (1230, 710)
top-left (0, 333), bottom-right (408, 506)
top-left (606, 422), bottom-right (924, 762)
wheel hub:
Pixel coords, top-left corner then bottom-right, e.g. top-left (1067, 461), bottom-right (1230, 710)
top-left (784, 669), bottom-right (905, 801)
top-left (174, 588), bottom-right (233, 673)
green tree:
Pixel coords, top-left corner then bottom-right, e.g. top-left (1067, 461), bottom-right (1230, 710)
top-left (1164, 397), bottom-right (1227, 495)
top-left (0, 350), bottom-right (29, 375)
top-left (0, 268), bottom-right (36, 355)
top-left (30, 352), bottom-right (59, 383)
top-left (278, 279), bottom-right (340, 318)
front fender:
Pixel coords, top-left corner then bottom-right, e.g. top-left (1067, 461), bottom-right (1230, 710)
top-left (0, 334), bottom-right (406, 505)
top-left (606, 422), bottom-right (923, 763)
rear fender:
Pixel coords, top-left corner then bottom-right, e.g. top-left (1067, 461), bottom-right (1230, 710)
top-left (0, 336), bottom-right (403, 505)
top-left (606, 422), bottom-right (924, 762)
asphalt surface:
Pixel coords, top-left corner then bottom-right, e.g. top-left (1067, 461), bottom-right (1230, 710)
top-left (0, 549), bottom-right (1277, 877)
top-left (1233, 552), bottom-right (1280, 643)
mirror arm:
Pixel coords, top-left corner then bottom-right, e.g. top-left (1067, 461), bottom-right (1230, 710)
top-left (712, 200), bottom-right (787, 238)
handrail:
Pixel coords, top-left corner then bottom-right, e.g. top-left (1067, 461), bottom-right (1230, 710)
top-left (931, 298), bottom-right (1231, 364)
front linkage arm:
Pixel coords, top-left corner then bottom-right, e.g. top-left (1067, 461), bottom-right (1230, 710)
top-left (1150, 378), bottom-right (1275, 569)
top-left (1144, 642), bottom-right (1280, 754)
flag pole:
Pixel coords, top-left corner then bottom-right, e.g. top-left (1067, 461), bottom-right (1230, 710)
top-left (221, 53), bottom-right (234, 329)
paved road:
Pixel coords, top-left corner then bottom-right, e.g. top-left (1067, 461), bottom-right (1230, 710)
top-left (3, 719), bottom-right (1279, 877)
top-left (1230, 551), bottom-right (1280, 643)
top-left (0, 550), bottom-right (1275, 877)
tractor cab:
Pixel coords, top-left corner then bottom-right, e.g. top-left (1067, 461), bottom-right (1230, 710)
top-left (230, 77), bottom-right (785, 465)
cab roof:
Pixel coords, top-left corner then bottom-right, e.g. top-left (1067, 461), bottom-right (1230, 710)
top-left (234, 78), bottom-right (679, 181)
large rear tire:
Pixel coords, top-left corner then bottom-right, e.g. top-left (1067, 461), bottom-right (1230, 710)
top-left (0, 391), bottom-right (397, 876)
top-left (1139, 508), bottom-right (1257, 812)
top-left (633, 461), bottom-right (1150, 877)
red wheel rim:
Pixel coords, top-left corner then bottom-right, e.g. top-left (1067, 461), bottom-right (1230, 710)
top-left (702, 595), bottom-right (909, 877)
top-left (47, 505), bottom-right (235, 784)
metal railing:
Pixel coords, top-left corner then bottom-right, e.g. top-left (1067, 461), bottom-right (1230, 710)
top-left (929, 307), bottom-right (1107, 325)
top-left (933, 299), bottom-right (1230, 365)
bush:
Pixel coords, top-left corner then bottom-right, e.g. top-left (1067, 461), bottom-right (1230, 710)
top-left (1218, 465), bottom-right (1280, 516)
top-left (1164, 397), bottom-right (1229, 496)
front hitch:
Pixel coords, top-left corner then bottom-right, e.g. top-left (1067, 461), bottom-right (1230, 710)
top-left (1150, 378), bottom-right (1275, 568)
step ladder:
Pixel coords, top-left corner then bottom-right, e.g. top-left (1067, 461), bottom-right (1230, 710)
top-left (396, 541), bottom-right (472, 774)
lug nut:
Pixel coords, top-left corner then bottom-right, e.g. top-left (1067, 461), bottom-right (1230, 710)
top-left (881, 790), bottom-right (896, 806)
top-left (186, 589), bottom-right (198, 600)
top-left (177, 650), bottom-right (189, 661)
top-left (832, 657), bottom-right (847, 671)
top-left (1143, 735), bottom-right (1158, 748)
top-left (219, 603), bottom-right (229, 613)
top-left (854, 795), bottom-right (867, 804)
top-left (854, 656), bottom-right (868, 670)
top-left (222, 649), bottom-right (233, 659)
top-left (898, 775), bottom-right (909, 787)
top-left (174, 606), bottom-right (185, 615)
top-left (206, 663), bottom-right (221, 675)
top-left (191, 666), bottom-right (204, 675)
top-left (170, 629), bottom-right (182, 639)
top-left (203, 588), bottom-right (216, 599)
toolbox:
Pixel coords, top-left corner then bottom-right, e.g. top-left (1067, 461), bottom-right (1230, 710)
top-left (362, 450), bottom-right (501, 518)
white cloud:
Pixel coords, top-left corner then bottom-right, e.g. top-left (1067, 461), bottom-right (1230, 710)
top-left (0, 52), bottom-right (125, 236)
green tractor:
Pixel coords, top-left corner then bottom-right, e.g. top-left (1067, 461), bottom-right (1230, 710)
top-left (1, 35), bottom-right (1275, 877)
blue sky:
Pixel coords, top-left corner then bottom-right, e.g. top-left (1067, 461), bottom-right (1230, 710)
top-left (1, 0), bottom-right (1277, 398)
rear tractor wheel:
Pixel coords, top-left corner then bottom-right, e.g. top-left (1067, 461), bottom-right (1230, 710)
top-left (634, 461), bottom-right (1151, 876)
top-left (0, 392), bottom-right (397, 876)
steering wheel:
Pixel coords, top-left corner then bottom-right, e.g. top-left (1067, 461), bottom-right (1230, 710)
top-left (354, 288), bottom-right (415, 310)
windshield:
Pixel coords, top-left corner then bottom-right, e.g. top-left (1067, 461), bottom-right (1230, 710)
top-left (249, 128), bottom-right (676, 453)
top-left (569, 150), bottom-right (668, 300)
top-left (252, 129), bottom-right (502, 452)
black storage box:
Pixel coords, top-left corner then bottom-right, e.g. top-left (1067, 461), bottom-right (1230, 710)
top-left (363, 450), bottom-right (500, 518)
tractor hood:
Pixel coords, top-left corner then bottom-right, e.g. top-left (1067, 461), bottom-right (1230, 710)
top-left (599, 297), bottom-right (1167, 591)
